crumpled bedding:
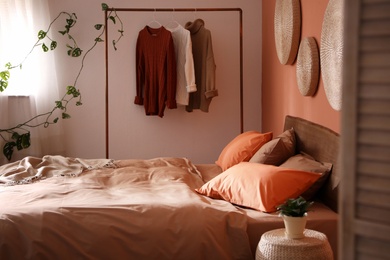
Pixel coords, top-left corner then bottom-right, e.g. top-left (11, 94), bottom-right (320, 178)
top-left (0, 155), bottom-right (115, 186)
top-left (0, 156), bottom-right (253, 260)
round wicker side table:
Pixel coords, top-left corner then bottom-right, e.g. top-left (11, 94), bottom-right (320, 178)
top-left (256, 229), bottom-right (333, 260)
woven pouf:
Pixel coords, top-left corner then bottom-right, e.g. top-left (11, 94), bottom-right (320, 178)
top-left (256, 229), bottom-right (333, 260)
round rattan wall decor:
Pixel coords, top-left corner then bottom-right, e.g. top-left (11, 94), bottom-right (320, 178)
top-left (274, 0), bottom-right (301, 65)
top-left (320, 0), bottom-right (345, 111)
top-left (296, 37), bottom-right (319, 96)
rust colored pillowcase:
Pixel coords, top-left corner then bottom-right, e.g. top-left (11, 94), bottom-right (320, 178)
top-left (249, 128), bottom-right (296, 166)
top-left (215, 131), bottom-right (273, 171)
top-left (196, 162), bottom-right (320, 213)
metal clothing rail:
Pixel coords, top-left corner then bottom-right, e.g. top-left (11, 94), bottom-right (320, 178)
top-left (104, 7), bottom-right (243, 159)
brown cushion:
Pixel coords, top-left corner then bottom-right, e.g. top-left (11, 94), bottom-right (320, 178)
top-left (249, 128), bottom-right (296, 166)
top-left (280, 153), bottom-right (332, 200)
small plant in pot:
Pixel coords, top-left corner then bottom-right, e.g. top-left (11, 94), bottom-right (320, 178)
top-left (277, 196), bottom-right (313, 239)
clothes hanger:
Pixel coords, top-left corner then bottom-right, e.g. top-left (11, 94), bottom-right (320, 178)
top-left (192, 8), bottom-right (198, 21)
top-left (187, 8), bottom-right (200, 24)
top-left (165, 9), bottom-right (180, 29)
top-left (147, 9), bottom-right (162, 28)
top-left (186, 8), bottom-right (200, 27)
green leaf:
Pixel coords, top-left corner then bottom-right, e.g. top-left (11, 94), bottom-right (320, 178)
top-left (101, 3), bottom-right (109, 11)
top-left (66, 18), bottom-right (74, 26)
top-left (55, 100), bottom-right (64, 109)
top-left (71, 48), bottom-right (82, 57)
top-left (0, 70), bottom-right (10, 81)
top-left (62, 113), bottom-right (71, 119)
top-left (3, 142), bottom-right (16, 161)
top-left (42, 43), bottom-right (49, 52)
top-left (66, 85), bottom-right (76, 94)
top-left (109, 16), bottom-right (116, 24)
top-left (53, 117), bottom-right (59, 123)
top-left (94, 24), bottom-right (103, 30)
top-left (0, 79), bottom-right (8, 92)
top-left (58, 30), bottom-right (67, 35)
top-left (21, 133), bottom-right (31, 149)
top-left (38, 30), bottom-right (47, 40)
top-left (11, 132), bottom-right (20, 140)
top-left (50, 41), bottom-right (57, 50)
top-left (76, 101), bottom-right (82, 106)
top-left (66, 85), bottom-right (80, 98)
top-left (5, 62), bottom-right (12, 69)
top-left (72, 90), bottom-right (80, 98)
top-left (95, 37), bottom-right (103, 42)
top-left (277, 196), bottom-right (313, 217)
top-left (16, 137), bottom-right (23, 150)
top-left (112, 40), bottom-right (117, 51)
top-left (15, 132), bottom-right (30, 150)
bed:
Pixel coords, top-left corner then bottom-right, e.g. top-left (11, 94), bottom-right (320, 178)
top-left (0, 115), bottom-right (340, 259)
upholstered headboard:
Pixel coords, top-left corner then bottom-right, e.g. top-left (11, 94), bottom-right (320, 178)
top-left (283, 115), bottom-right (340, 213)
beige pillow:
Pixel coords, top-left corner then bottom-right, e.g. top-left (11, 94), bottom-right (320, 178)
top-left (249, 128), bottom-right (296, 166)
top-left (280, 153), bottom-right (332, 200)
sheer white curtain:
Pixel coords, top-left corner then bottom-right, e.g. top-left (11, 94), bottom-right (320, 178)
top-left (0, 0), bottom-right (64, 163)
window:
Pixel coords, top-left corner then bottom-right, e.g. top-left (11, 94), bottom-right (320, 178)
top-left (0, 0), bottom-right (55, 97)
top-left (0, 0), bottom-right (64, 163)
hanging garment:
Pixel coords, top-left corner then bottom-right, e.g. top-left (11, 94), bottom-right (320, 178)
top-left (134, 26), bottom-right (177, 117)
top-left (185, 19), bottom-right (218, 113)
top-left (167, 24), bottom-right (197, 106)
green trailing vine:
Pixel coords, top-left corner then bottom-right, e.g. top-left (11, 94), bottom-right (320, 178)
top-left (0, 3), bottom-right (123, 161)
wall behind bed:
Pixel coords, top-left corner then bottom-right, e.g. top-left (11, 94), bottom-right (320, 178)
top-left (48, 0), bottom-right (262, 163)
top-left (262, 0), bottom-right (341, 134)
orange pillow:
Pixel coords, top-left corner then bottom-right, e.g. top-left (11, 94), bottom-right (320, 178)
top-left (196, 162), bottom-right (320, 212)
top-left (215, 131), bottom-right (272, 171)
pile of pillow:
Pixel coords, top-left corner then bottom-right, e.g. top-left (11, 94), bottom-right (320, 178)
top-left (196, 129), bottom-right (332, 213)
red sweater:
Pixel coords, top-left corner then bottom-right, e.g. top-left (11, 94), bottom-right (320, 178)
top-left (134, 26), bottom-right (177, 117)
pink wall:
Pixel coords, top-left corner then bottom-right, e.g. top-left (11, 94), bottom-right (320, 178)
top-left (262, 0), bottom-right (340, 134)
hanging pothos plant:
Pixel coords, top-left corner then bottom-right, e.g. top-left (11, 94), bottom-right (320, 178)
top-left (0, 3), bottom-right (124, 161)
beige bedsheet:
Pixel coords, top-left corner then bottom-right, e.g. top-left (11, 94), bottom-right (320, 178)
top-left (0, 157), bottom-right (253, 259)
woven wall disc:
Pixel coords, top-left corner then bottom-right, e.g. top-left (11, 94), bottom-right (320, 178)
top-left (274, 0), bottom-right (301, 65)
top-left (320, 0), bottom-right (345, 111)
top-left (296, 37), bottom-right (319, 96)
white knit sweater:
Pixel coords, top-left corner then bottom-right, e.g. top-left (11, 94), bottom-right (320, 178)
top-left (167, 24), bottom-right (197, 106)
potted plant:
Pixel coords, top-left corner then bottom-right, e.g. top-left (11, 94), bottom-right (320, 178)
top-left (277, 196), bottom-right (313, 239)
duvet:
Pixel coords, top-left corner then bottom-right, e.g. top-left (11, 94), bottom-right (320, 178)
top-left (0, 156), bottom-right (253, 259)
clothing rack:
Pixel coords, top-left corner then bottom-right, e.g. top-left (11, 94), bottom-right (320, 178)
top-left (104, 7), bottom-right (243, 159)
